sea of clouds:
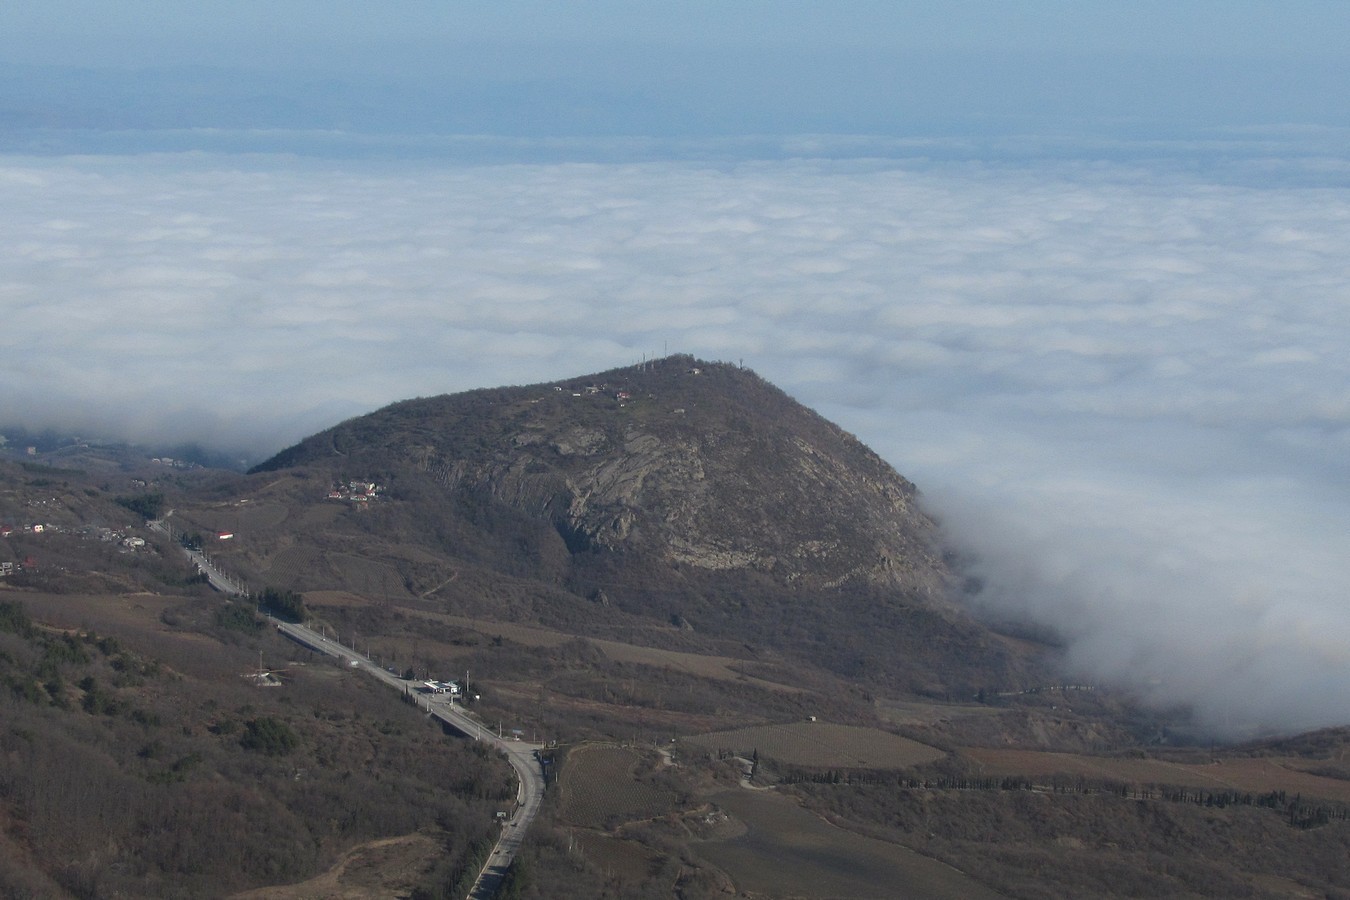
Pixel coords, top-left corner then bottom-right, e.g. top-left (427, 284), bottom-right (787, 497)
top-left (2, 149), bottom-right (1348, 736)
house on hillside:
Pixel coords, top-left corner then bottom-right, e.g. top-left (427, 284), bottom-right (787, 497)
top-left (330, 481), bottom-right (380, 502)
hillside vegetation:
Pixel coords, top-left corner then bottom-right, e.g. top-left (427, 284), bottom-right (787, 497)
top-left (0, 593), bottom-right (510, 898)
top-left (5, 359), bottom-right (1350, 898)
top-left (225, 356), bottom-right (1040, 697)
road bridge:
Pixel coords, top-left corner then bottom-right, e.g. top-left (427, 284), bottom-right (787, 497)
top-left (276, 621), bottom-right (546, 898)
top-left (157, 524), bottom-right (545, 898)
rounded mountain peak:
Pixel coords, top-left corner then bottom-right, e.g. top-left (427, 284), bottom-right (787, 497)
top-left (254, 356), bottom-right (949, 601)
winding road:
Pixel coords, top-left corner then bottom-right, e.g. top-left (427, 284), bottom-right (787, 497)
top-left (275, 621), bottom-right (546, 899)
top-left (156, 519), bottom-right (545, 899)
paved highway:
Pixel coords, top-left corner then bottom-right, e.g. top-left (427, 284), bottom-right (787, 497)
top-left (275, 621), bottom-right (546, 899)
top-left (156, 525), bottom-right (545, 898)
top-left (149, 515), bottom-right (247, 595)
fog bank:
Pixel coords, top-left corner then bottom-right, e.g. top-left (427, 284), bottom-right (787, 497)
top-left (3, 151), bottom-right (1348, 735)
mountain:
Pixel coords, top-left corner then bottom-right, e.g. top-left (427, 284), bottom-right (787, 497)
top-left (241, 355), bottom-right (1038, 695)
top-left (257, 355), bottom-right (944, 598)
top-left (11, 361), bottom-right (1350, 899)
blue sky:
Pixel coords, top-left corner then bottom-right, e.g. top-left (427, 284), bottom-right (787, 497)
top-left (4, 3), bottom-right (1350, 734)
top-left (5, 2), bottom-right (1350, 146)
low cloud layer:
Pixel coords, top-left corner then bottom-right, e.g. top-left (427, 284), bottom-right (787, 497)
top-left (3, 150), bottom-right (1348, 736)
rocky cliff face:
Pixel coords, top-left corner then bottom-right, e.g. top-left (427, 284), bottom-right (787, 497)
top-left (251, 357), bottom-right (1029, 693)
top-left (259, 355), bottom-right (952, 607)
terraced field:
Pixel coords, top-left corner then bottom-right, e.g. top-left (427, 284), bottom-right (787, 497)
top-left (232, 502), bottom-right (291, 531)
top-left (174, 501), bottom-right (290, 536)
top-left (685, 722), bottom-right (944, 769)
top-left (294, 503), bottom-right (343, 530)
top-left (264, 545), bottom-right (323, 587)
top-left (325, 553), bottom-right (411, 598)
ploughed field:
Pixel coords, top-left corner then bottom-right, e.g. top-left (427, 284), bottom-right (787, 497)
top-left (557, 744), bottom-right (683, 828)
top-left (964, 747), bottom-right (1350, 803)
top-left (692, 789), bottom-right (1004, 900)
top-left (684, 721), bottom-right (945, 769)
top-left (554, 738), bottom-right (1005, 899)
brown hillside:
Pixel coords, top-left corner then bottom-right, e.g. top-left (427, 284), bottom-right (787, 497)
top-left (234, 356), bottom-right (1042, 696)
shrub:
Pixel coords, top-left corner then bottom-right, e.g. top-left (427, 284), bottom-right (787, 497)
top-left (257, 588), bottom-right (305, 623)
top-left (240, 717), bottom-right (299, 756)
top-left (0, 601), bottom-right (35, 637)
top-left (115, 493), bottom-right (165, 521)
